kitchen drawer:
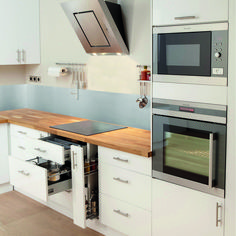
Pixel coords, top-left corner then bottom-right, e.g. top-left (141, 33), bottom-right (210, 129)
top-left (10, 136), bottom-right (33, 160)
top-left (99, 163), bottom-right (151, 210)
top-left (98, 146), bottom-right (151, 176)
top-left (10, 124), bottom-right (48, 139)
top-left (100, 193), bottom-right (151, 236)
top-left (9, 156), bottom-right (72, 202)
top-left (31, 136), bottom-right (72, 164)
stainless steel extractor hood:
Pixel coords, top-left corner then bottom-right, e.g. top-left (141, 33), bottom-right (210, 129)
top-left (61, 0), bottom-right (129, 55)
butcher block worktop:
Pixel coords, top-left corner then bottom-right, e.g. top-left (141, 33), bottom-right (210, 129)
top-left (0, 109), bottom-right (151, 157)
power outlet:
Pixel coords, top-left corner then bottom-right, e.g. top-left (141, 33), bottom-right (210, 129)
top-left (29, 76), bottom-right (41, 83)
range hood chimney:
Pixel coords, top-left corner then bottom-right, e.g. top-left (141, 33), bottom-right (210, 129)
top-left (61, 0), bottom-right (129, 55)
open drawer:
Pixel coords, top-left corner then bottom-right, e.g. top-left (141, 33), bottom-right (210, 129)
top-left (31, 136), bottom-right (86, 164)
top-left (9, 156), bottom-right (72, 202)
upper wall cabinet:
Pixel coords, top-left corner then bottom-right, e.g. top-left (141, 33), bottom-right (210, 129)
top-left (0, 0), bottom-right (40, 65)
top-left (153, 0), bottom-right (229, 26)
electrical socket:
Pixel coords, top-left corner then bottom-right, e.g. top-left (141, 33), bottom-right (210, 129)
top-left (29, 76), bottom-right (41, 83)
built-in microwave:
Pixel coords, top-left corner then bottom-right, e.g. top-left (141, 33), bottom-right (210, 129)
top-left (152, 99), bottom-right (227, 198)
top-left (152, 23), bottom-right (228, 86)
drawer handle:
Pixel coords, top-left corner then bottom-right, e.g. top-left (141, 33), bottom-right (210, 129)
top-left (113, 177), bottom-right (129, 184)
top-left (216, 202), bottom-right (222, 227)
top-left (113, 209), bottom-right (129, 218)
top-left (18, 131), bottom-right (27, 135)
top-left (34, 148), bottom-right (47, 153)
top-left (174, 16), bottom-right (196, 20)
top-left (18, 146), bottom-right (26, 150)
top-left (18, 170), bottom-right (30, 176)
top-left (113, 157), bottom-right (128, 163)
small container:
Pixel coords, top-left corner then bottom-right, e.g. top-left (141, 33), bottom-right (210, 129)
top-left (141, 66), bottom-right (151, 81)
top-left (91, 159), bottom-right (96, 171)
top-left (85, 159), bottom-right (90, 174)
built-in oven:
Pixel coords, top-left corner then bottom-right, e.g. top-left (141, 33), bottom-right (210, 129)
top-left (152, 22), bottom-right (228, 86)
top-left (152, 99), bottom-right (227, 197)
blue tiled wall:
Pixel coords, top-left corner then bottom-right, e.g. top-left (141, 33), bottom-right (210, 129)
top-left (1, 85), bottom-right (150, 130)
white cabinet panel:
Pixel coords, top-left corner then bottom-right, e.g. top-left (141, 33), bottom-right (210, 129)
top-left (0, 0), bottom-right (40, 65)
top-left (99, 163), bottom-right (151, 210)
top-left (153, 0), bottom-right (228, 26)
top-left (9, 156), bottom-right (48, 202)
top-left (98, 146), bottom-right (151, 176)
top-left (152, 179), bottom-right (224, 236)
top-left (100, 193), bottom-right (151, 236)
top-left (0, 124), bottom-right (9, 184)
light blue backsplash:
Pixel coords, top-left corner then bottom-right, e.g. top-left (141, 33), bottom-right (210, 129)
top-left (0, 84), bottom-right (150, 130)
top-left (26, 85), bottom-right (151, 130)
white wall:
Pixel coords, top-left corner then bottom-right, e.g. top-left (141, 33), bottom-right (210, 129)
top-left (0, 66), bottom-right (25, 85)
top-left (26, 0), bottom-right (151, 95)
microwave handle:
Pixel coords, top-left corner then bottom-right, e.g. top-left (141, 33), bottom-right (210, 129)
top-left (209, 133), bottom-right (214, 188)
top-left (174, 16), bottom-right (197, 20)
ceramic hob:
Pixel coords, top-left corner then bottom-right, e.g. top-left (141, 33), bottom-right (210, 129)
top-left (50, 120), bottom-right (127, 136)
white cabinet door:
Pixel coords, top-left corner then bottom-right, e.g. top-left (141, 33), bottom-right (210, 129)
top-left (0, 1), bottom-right (19, 65)
top-left (71, 145), bottom-right (86, 229)
top-left (0, 0), bottom-right (40, 65)
top-left (152, 179), bottom-right (224, 236)
top-left (17, 0), bottom-right (40, 64)
top-left (0, 124), bottom-right (9, 184)
top-left (153, 0), bottom-right (228, 26)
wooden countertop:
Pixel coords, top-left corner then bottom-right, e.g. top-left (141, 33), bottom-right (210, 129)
top-left (0, 109), bottom-right (151, 157)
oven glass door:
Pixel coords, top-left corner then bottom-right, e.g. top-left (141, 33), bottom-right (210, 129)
top-left (152, 115), bottom-right (226, 190)
top-left (155, 31), bottom-right (211, 76)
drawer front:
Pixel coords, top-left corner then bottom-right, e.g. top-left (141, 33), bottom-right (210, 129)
top-left (98, 146), bottom-right (151, 176)
top-left (99, 163), bottom-right (151, 210)
top-left (10, 124), bottom-right (48, 139)
top-left (31, 139), bottom-right (65, 164)
top-left (100, 193), bottom-right (151, 236)
top-left (11, 136), bottom-right (32, 160)
top-left (9, 156), bottom-right (48, 201)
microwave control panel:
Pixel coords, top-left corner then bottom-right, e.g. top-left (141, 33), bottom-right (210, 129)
top-left (211, 30), bottom-right (228, 77)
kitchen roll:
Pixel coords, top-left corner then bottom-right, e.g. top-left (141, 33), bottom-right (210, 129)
top-left (48, 67), bottom-right (68, 77)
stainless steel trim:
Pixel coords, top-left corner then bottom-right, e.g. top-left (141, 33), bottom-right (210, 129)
top-left (152, 170), bottom-right (224, 198)
top-left (216, 202), bottom-right (222, 227)
top-left (113, 209), bottom-right (129, 217)
top-left (18, 131), bottom-right (27, 135)
top-left (174, 16), bottom-right (196, 20)
top-left (152, 74), bottom-right (227, 86)
top-left (152, 108), bottom-right (226, 124)
top-left (113, 177), bottom-right (129, 184)
top-left (153, 22), bottom-right (228, 34)
top-left (18, 146), bottom-right (26, 150)
top-left (113, 157), bottom-right (129, 163)
top-left (209, 133), bottom-right (214, 188)
top-left (152, 98), bottom-right (227, 111)
top-left (21, 49), bottom-right (25, 63)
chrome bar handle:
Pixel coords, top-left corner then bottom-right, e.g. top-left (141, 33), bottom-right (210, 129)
top-left (18, 131), bottom-right (27, 135)
top-left (216, 202), bottom-right (222, 227)
top-left (113, 209), bottom-right (129, 218)
top-left (113, 177), bottom-right (129, 184)
top-left (21, 49), bottom-right (25, 63)
top-left (174, 16), bottom-right (196, 20)
top-left (113, 157), bottom-right (129, 163)
top-left (34, 148), bottom-right (46, 153)
top-left (18, 146), bottom-right (26, 150)
top-left (16, 49), bottom-right (20, 63)
top-left (208, 133), bottom-right (214, 188)
top-left (72, 151), bottom-right (77, 169)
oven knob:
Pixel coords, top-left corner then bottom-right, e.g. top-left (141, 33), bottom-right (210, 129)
top-left (215, 52), bottom-right (222, 58)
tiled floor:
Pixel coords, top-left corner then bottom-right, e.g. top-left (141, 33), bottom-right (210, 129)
top-left (0, 191), bottom-right (103, 236)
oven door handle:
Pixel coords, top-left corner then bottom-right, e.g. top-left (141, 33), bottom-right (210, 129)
top-left (209, 133), bottom-right (214, 189)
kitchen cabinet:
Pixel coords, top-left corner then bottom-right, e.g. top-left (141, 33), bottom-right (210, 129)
top-left (99, 146), bottom-right (152, 236)
top-left (0, 0), bottom-right (40, 65)
top-left (152, 179), bottom-right (224, 236)
top-left (0, 124), bottom-right (9, 184)
top-left (153, 0), bottom-right (228, 26)
top-left (9, 124), bottom-right (99, 229)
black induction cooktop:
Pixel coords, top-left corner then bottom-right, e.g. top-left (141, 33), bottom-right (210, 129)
top-left (50, 120), bottom-right (127, 136)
